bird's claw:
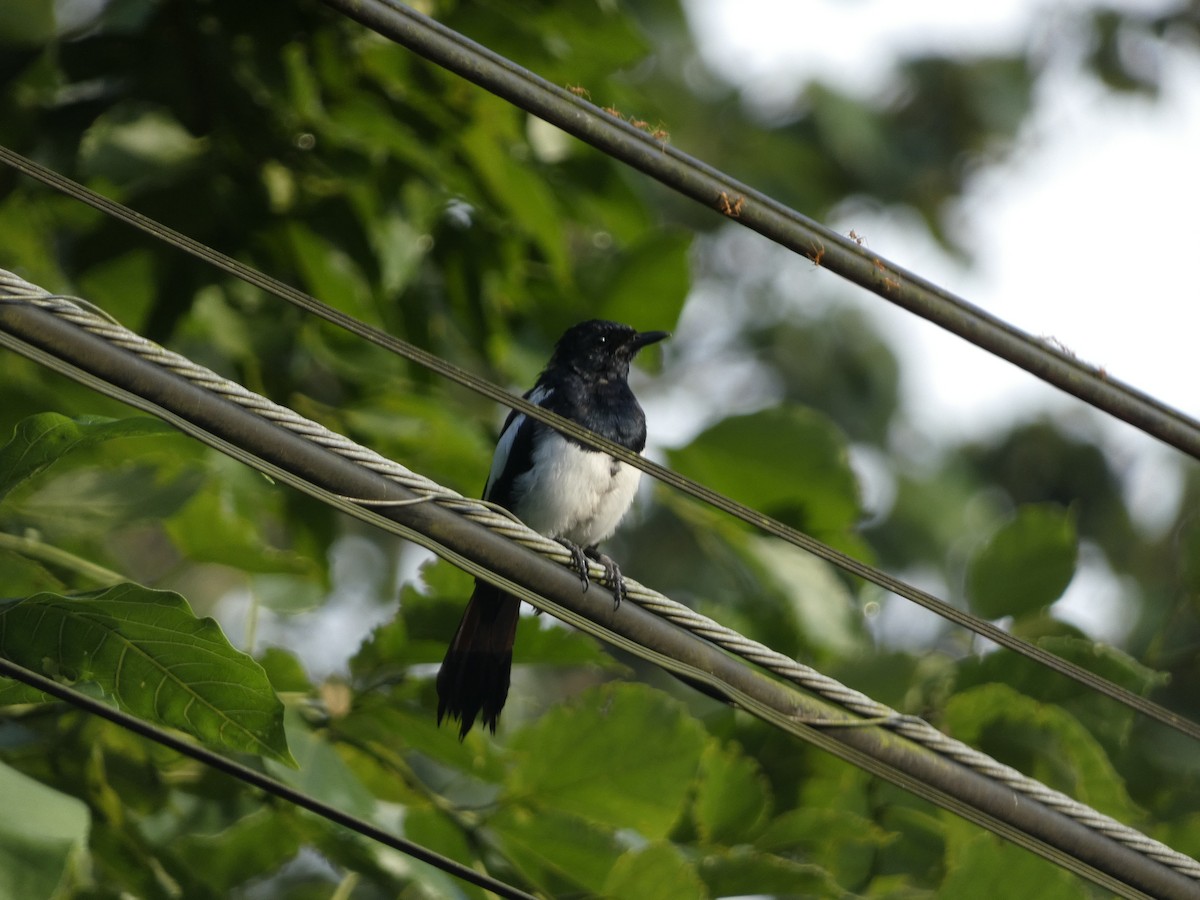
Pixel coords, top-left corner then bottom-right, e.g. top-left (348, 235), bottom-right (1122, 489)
top-left (587, 547), bottom-right (625, 610)
top-left (556, 538), bottom-right (591, 592)
top-left (556, 541), bottom-right (626, 609)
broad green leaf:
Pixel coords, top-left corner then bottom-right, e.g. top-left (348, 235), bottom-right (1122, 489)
top-left (334, 693), bottom-right (508, 789)
top-left (76, 249), bottom-right (157, 333)
top-left (1155, 811), bottom-right (1200, 863)
top-left (941, 829), bottom-right (1087, 899)
top-left (401, 807), bottom-right (490, 899)
top-left (966, 504), bottom-right (1077, 619)
top-left (510, 614), bottom-right (627, 669)
top-left (267, 708), bottom-right (372, 812)
top-left (797, 752), bottom-right (873, 819)
top-left (446, 1), bottom-right (649, 86)
top-left (166, 481), bottom-right (318, 576)
top-left (1036, 636), bottom-right (1167, 696)
top-left (0, 413), bottom-right (174, 503)
top-left (0, 584), bottom-right (293, 764)
top-left (0, 679), bottom-right (49, 704)
top-left (693, 742), bottom-right (772, 845)
top-left (352, 558), bottom-right (618, 678)
top-left (508, 683), bottom-right (708, 837)
top-left (956, 634), bottom-right (1168, 751)
top-left (748, 536), bottom-right (867, 657)
top-left (604, 842), bottom-right (708, 900)
top-left (257, 646), bottom-right (313, 694)
top-left (285, 221), bottom-right (378, 322)
top-left (13, 463), bottom-right (202, 538)
top-left (757, 807), bottom-right (895, 889)
top-left (0, 194), bottom-right (67, 291)
top-left (351, 605), bottom-right (419, 675)
top-left (0, 0), bottom-right (56, 45)
top-left (944, 683), bottom-right (1140, 821)
top-left (697, 847), bottom-right (840, 898)
top-left (488, 806), bottom-right (624, 897)
top-left (0, 761), bottom-right (89, 900)
top-left (594, 229), bottom-right (692, 331)
top-left (77, 102), bottom-right (207, 190)
top-left (174, 808), bottom-right (302, 894)
top-left (339, 388), bottom-right (494, 491)
top-left (0, 547), bottom-right (64, 598)
top-left (668, 407), bottom-right (861, 542)
top-left (460, 97), bottom-right (570, 284)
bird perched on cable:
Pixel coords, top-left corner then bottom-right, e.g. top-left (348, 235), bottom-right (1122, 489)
top-left (436, 319), bottom-right (669, 738)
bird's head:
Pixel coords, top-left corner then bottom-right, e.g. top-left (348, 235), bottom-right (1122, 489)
top-left (548, 319), bottom-right (669, 381)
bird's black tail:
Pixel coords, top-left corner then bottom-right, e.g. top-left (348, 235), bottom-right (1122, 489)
top-left (436, 580), bottom-right (521, 739)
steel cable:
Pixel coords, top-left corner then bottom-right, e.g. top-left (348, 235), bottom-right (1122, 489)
top-left (2, 271), bottom-right (1198, 896)
top-left (1, 145), bottom-right (1196, 747)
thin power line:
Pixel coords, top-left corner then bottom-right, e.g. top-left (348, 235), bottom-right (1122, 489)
top-left (1, 144), bottom-right (1196, 746)
top-left (0, 656), bottom-right (539, 900)
top-left (316, 0), bottom-right (1200, 463)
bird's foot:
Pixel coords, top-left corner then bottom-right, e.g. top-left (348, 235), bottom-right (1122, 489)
top-left (585, 546), bottom-right (625, 609)
top-left (556, 538), bottom-right (591, 592)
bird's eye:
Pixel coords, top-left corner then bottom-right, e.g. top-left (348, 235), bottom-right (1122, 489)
top-left (598, 336), bottom-right (607, 344)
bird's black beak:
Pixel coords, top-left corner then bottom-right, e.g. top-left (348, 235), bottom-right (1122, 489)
top-left (631, 330), bottom-right (670, 352)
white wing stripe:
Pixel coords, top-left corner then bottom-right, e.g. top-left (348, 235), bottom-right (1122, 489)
top-left (484, 385), bottom-right (552, 498)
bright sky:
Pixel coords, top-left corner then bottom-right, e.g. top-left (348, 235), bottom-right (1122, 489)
top-left (681, 0), bottom-right (1198, 640)
top-left (686, 0), bottom-right (1200, 446)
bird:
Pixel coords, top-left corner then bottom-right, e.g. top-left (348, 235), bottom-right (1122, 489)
top-left (436, 319), bottom-right (669, 739)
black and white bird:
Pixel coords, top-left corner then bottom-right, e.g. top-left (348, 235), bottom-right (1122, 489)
top-left (436, 319), bottom-right (668, 738)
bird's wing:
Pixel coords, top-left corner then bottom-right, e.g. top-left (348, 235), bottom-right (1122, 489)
top-left (483, 385), bottom-right (552, 508)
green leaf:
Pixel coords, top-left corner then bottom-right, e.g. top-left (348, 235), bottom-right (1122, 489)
top-left (174, 807), bottom-right (302, 894)
top-left (166, 481), bottom-right (318, 576)
top-left (757, 807), bottom-right (895, 889)
top-left (0, 584), bottom-right (293, 764)
top-left (335, 693), bottom-right (507, 789)
top-left (488, 806), bottom-right (624, 897)
top-left (0, 413), bottom-right (174, 503)
top-left (0, 677), bottom-right (49, 705)
top-left (401, 807), bottom-right (491, 898)
top-left (340, 388), bottom-right (493, 492)
top-left (12, 463), bottom-right (202, 539)
top-left (941, 830), bottom-right (1087, 899)
top-left (693, 742), bottom-right (772, 845)
top-left (76, 249), bottom-right (158, 333)
top-left (257, 646), bottom-right (313, 694)
top-left (1036, 636), bottom-right (1168, 695)
top-left (268, 709), bottom-right (373, 814)
top-left (0, 761), bottom-right (90, 900)
top-left (285, 221), bottom-right (378, 322)
top-left (604, 842), bottom-right (708, 900)
top-left (507, 683), bottom-right (708, 838)
top-left (0, 546), bottom-right (64, 598)
top-left (78, 103), bottom-right (207, 190)
top-left (944, 683), bottom-right (1141, 820)
top-left (594, 229), bottom-right (692, 331)
top-left (697, 847), bottom-right (840, 898)
top-left (668, 407), bottom-right (861, 542)
top-left (747, 536), bottom-right (867, 657)
top-left (956, 634), bottom-right (1169, 752)
top-left (0, 0), bottom-right (56, 45)
top-left (966, 504), bottom-right (1077, 618)
top-left (459, 96), bottom-right (570, 285)
top-left (510, 615), bottom-right (626, 669)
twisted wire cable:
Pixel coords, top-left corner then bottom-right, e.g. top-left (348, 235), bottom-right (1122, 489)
top-left (2, 146), bottom-right (1196, 747)
top-left (2, 268), bottom-right (1196, 886)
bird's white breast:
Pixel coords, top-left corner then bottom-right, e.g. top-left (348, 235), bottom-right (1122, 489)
top-left (512, 432), bottom-right (642, 547)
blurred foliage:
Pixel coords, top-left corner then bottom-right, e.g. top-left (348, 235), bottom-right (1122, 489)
top-left (1, 0), bottom-right (1199, 897)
